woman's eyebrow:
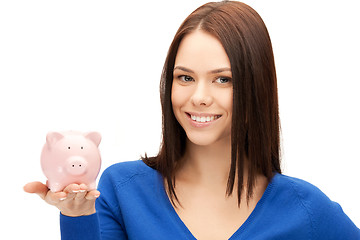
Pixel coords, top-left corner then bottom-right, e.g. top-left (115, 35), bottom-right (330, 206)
top-left (173, 66), bottom-right (194, 73)
top-left (209, 67), bottom-right (231, 74)
top-left (173, 66), bottom-right (231, 74)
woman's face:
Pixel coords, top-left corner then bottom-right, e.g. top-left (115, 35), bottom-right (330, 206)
top-left (171, 30), bottom-right (233, 147)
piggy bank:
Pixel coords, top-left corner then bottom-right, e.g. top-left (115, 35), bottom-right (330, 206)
top-left (41, 131), bottom-right (101, 192)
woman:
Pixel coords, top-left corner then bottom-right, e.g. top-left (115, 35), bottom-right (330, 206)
top-left (24, 1), bottom-right (360, 239)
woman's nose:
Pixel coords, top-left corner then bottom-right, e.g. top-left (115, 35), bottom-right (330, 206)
top-left (191, 81), bottom-right (213, 107)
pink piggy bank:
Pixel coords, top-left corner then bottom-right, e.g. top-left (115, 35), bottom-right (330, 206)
top-left (41, 131), bottom-right (101, 192)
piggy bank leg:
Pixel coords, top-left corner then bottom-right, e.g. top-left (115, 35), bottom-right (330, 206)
top-left (88, 182), bottom-right (97, 191)
top-left (47, 181), bottom-right (63, 192)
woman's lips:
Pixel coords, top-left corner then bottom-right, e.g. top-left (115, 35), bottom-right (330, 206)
top-left (185, 112), bottom-right (222, 127)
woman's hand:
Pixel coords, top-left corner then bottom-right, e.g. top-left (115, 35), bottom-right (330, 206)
top-left (23, 182), bottom-right (100, 217)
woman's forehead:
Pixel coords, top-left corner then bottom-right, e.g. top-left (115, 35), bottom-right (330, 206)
top-left (174, 30), bottom-right (231, 73)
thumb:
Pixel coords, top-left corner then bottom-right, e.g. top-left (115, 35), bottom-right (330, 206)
top-left (24, 181), bottom-right (49, 200)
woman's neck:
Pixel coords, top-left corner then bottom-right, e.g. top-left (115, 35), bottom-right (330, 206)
top-left (173, 136), bottom-right (268, 208)
top-left (177, 137), bottom-right (232, 187)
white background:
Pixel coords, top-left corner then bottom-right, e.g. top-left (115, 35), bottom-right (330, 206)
top-left (0, 0), bottom-right (359, 239)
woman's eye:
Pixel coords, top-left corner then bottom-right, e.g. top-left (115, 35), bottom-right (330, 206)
top-left (215, 77), bottom-right (231, 84)
top-left (179, 75), bottom-right (194, 82)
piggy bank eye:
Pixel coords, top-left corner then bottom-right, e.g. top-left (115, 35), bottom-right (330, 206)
top-left (81, 146), bottom-right (84, 149)
top-left (68, 147), bottom-right (71, 149)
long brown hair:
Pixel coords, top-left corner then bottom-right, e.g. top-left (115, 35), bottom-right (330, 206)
top-left (142, 1), bottom-right (281, 206)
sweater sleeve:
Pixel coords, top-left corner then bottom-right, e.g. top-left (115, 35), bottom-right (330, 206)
top-left (59, 166), bottom-right (128, 240)
top-left (312, 200), bottom-right (360, 239)
top-left (59, 194), bottom-right (127, 240)
top-left (290, 178), bottom-right (360, 239)
top-left (60, 213), bottom-right (101, 240)
top-left (93, 165), bottom-right (128, 239)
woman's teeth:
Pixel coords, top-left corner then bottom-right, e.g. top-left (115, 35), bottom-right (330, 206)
top-left (190, 115), bottom-right (220, 123)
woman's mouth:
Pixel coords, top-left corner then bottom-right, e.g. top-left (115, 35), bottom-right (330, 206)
top-left (186, 112), bottom-right (222, 124)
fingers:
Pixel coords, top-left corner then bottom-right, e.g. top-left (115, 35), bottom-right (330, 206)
top-left (63, 183), bottom-right (83, 194)
top-left (45, 191), bottom-right (68, 205)
top-left (61, 183), bottom-right (85, 200)
top-left (23, 182), bottom-right (69, 204)
top-left (25, 182), bottom-right (100, 207)
top-left (23, 181), bottom-right (49, 200)
top-left (85, 190), bottom-right (100, 201)
top-left (60, 183), bottom-right (100, 201)
top-left (25, 181), bottom-right (100, 216)
top-left (76, 184), bottom-right (100, 201)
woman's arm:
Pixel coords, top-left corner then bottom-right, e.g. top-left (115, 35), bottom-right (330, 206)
top-left (60, 213), bottom-right (101, 240)
top-left (24, 179), bottom-right (128, 240)
top-left (23, 181), bottom-right (99, 216)
top-left (24, 182), bottom-right (102, 240)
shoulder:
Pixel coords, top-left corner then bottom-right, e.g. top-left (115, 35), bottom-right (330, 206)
top-left (102, 160), bottom-right (155, 178)
top-left (99, 160), bottom-right (158, 190)
top-left (274, 174), bottom-right (328, 205)
top-left (273, 173), bottom-right (360, 239)
top-left (95, 160), bottom-right (163, 234)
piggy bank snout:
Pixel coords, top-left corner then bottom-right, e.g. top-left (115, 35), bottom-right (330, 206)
top-left (66, 156), bottom-right (88, 176)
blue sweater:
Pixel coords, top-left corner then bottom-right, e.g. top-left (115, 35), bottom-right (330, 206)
top-left (60, 160), bottom-right (360, 239)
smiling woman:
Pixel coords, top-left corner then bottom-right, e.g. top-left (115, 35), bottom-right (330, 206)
top-left (22, 1), bottom-right (359, 240)
top-left (143, 0), bottom-right (281, 209)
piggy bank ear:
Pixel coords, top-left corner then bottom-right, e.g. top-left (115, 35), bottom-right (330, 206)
top-left (46, 132), bottom-right (64, 147)
top-left (85, 132), bottom-right (101, 147)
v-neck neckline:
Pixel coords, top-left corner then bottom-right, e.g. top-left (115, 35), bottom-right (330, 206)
top-left (157, 172), bottom-right (278, 240)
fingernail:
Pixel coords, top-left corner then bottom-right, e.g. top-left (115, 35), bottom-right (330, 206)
top-left (94, 194), bottom-right (100, 198)
top-left (72, 190), bottom-right (80, 193)
top-left (79, 190), bottom-right (86, 193)
top-left (59, 197), bottom-right (66, 201)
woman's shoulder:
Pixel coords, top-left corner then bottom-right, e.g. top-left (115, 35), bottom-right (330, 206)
top-left (274, 173), bottom-right (328, 202)
top-left (99, 160), bottom-right (158, 189)
top-left (103, 159), bottom-right (154, 175)
top-left (273, 173), bottom-right (343, 218)
top-left (271, 173), bottom-right (360, 238)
